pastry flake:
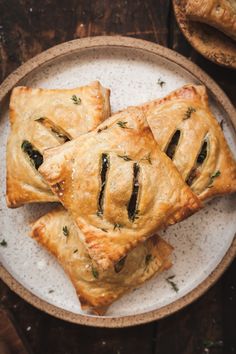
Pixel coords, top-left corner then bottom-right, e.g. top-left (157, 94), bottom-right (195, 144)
top-left (6, 81), bottom-right (111, 207)
top-left (186, 0), bottom-right (236, 41)
top-left (145, 84), bottom-right (236, 200)
top-left (39, 106), bottom-right (201, 269)
top-left (30, 207), bottom-right (173, 315)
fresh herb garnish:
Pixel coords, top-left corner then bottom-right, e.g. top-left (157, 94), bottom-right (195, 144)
top-left (100, 228), bottom-right (108, 233)
top-left (183, 106), bottom-right (196, 120)
top-left (166, 275), bottom-right (179, 292)
top-left (141, 153), bottom-right (152, 164)
top-left (117, 154), bottom-right (132, 161)
top-left (48, 289), bottom-right (54, 294)
top-left (113, 223), bottom-right (122, 231)
top-left (133, 209), bottom-right (140, 221)
top-left (157, 78), bottom-right (165, 87)
top-left (203, 340), bottom-right (223, 349)
top-left (145, 254), bottom-right (152, 265)
top-left (73, 249), bottom-right (78, 253)
top-left (117, 121), bottom-right (128, 129)
top-left (71, 95), bottom-right (81, 105)
top-left (0, 239), bottom-right (7, 247)
top-left (62, 226), bottom-right (69, 237)
top-left (208, 170), bottom-right (221, 187)
top-left (114, 257), bottom-right (126, 273)
top-left (91, 266), bottom-right (99, 279)
top-left (97, 126), bottom-right (108, 133)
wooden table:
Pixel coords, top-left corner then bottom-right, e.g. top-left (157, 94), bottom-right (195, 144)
top-left (0, 1), bottom-right (235, 353)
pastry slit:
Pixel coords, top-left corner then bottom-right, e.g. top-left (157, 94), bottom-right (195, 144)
top-left (21, 140), bottom-right (43, 170)
top-left (186, 137), bottom-right (209, 186)
top-left (128, 163), bottom-right (140, 222)
top-left (165, 130), bottom-right (181, 159)
top-left (97, 153), bottom-right (110, 217)
top-left (114, 256), bottom-right (127, 273)
top-left (36, 117), bottom-right (72, 143)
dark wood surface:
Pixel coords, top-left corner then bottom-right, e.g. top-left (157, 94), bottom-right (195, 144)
top-left (0, 1), bottom-right (235, 353)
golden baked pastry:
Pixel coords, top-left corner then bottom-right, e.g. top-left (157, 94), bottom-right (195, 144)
top-left (30, 207), bottom-right (173, 315)
top-left (6, 81), bottom-right (110, 208)
top-left (145, 84), bottom-right (236, 201)
top-left (186, 0), bottom-right (236, 41)
top-left (39, 106), bottom-right (201, 269)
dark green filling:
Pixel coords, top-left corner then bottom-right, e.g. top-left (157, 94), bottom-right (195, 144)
top-left (21, 140), bottom-right (43, 170)
top-left (186, 139), bottom-right (208, 186)
top-left (166, 130), bottom-right (181, 160)
top-left (197, 140), bottom-right (208, 164)
top-left (128, 163), bottom-right (140, 222)
top-left (97, 153), bottom-right (109, 217)
top-left (114, 256), bottom-right (126, 273)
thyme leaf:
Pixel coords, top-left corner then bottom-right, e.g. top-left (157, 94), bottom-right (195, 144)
top-left (117, 121), bottom-right (128, 129)
top-left (113, 223), bottom-right (123, 231)
top-left (166, 276), bottom-right (179, 292)
top-left (141, 153), bottom-right (152, 164)
top-left (0, 239), bottom-right (7, 247)
top-left (71, 95), bottom-right (81, 105)
top-left (117, 154), bottom-right (132, 161)
top-left (100, 228), bottom-right (108, 233)
top-left (97, 126), bottom-right (108, 133)
top-left (92, 266), bottom-right (99, 279)
top-left (183, 106), bottom-right (196, 120)
top-left (62, 226), bottom-right (69, 237)
top-left (208, 170), bottom-right (221, 187)
top-left (157, 78), bottom-right (165, 87)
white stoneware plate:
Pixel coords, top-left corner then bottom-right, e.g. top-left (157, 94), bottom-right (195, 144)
top-left (0, 37), bottom-right (235, 327)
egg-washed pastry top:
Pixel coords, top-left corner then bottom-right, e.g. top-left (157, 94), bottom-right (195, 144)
top-left (144, 84), bottom-right (236, 201)
top-left (6, 81), bottom-right (111, 208)
top-left (30, 207), bottom-right (173, 315)
top-left (39, 106), bottom-right (201, 270)
top-left (186, 0), bottom-right (236, 41)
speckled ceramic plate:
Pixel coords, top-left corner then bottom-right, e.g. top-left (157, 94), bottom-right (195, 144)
top-left (173, 0), bottom-right (236, 69)
top-left (0, 36), bottom-right (235, 328)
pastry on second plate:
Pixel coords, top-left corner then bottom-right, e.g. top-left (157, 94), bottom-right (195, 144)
top-left (30, 207), bottom-right (173, 315)
top-left (185, 0), bottom-right (236, 41)
top-left (6, 81), bottom-right (110, 208)
top-left (39, 106), bottom-right (201, 270)
top-left (145, 84), bottom-right (236, 201)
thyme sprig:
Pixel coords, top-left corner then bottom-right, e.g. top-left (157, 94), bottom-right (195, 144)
top-left (117, 121), bottom-right (128, 129)
top-left (183, 106), bottom-right (196, 120)
top-left (166, 275), bottom-right (179, 292)
top-left (71, 95), bottom-right (81, 105)
top-left (157, 78), bottom-right (165, 88)
top-left (62, 226), bottom-right (69, 237)
top-left (118, 154), bottom-right (132, 161)
top-left (208, 170), bottom-right (221, 188)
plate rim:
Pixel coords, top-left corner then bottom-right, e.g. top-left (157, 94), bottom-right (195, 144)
top-left (172, 0), bottom-right (236, 69)
top-left (0, 35), bottom-right (236, 328)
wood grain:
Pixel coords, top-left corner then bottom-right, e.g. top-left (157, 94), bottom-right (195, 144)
top-left (0, 0), bottom-right (235, 353)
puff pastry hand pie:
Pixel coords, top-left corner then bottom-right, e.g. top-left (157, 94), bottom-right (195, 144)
top-left (6, 81), bottom-right (110, 207)
top-left (145, 85), bottom-right (236, 201)
top-left (30, 207), bottom-right (173, 315)
top-left (186, 0), bottom-right (236, 41)
top-left (39, 106), bottom-right (200, 269)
